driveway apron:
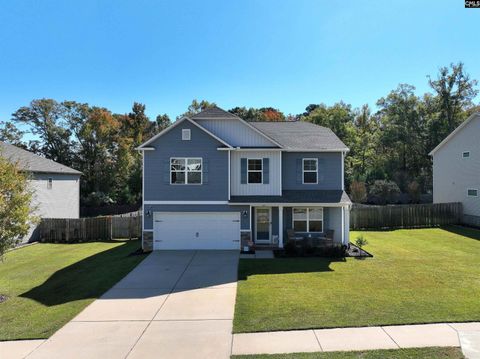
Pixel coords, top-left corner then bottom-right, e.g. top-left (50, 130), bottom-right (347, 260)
top-left (26, 250), bottom-right (239, 359)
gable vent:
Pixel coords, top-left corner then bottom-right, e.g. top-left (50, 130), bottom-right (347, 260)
top-left (182, 129), bottom-right (191, 141)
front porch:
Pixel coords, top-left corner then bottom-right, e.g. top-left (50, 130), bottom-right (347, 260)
top-left (240, 205), bottom-right (350, 251)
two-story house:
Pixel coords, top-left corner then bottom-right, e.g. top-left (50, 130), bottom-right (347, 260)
top-left (430, 112), bottom-right (480, 227)
top-left (138, 107), bottom-right (351, 251)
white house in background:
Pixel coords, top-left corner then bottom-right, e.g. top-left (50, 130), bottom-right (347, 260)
top-left (429, 113), bottom-right (480, 227)
top-left (0, 141), bottom-right (82, 242)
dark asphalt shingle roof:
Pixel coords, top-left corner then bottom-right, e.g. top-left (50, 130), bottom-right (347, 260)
top-left (191, 107), bottom-right (240, 120)
top-left (0, 141), bottom-right (82, 175)
top-left (250, 121), bottom-right (349, 151)
top-left (230, 190), bottom-right (351, 204)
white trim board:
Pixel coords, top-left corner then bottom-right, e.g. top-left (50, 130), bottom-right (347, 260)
top-left (144, 200), bottom-right (229, 205)
top-left (137, 117), bottom-right (233, 150)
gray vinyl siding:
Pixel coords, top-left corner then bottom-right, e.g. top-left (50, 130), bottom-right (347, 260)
top-left (432, 115), bottom-right (480, 217)
top-left (31, 173), bottom-right (80, 218)
top-left (194, 118), bottom-right (276, 147)
top-left (231, 150), bottom-right (282, 195)
top-left (282, 152), bottom-right (343, 190)
top-left (144, 121), bottom-right (229, 201)
top-left (23, 173), bottom-right (80, 243)
top-left (143, 204), bottom-right (250, 230)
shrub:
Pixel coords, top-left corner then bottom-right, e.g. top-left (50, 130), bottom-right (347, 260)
top-left (0, 154), bottom-right (37, 260)
top-left (284, 240), bottom-right (297, 256)
top-left (350, 181), bottom-right (367, 203)
top-left (407, 181), bottom-right (421, 203)
top-left (368, 180), bottom-right (400, 204)
top-left (355, 235), bottom-right (368, 249)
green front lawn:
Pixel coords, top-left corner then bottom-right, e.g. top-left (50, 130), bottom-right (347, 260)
top-left (234, 226), bottom-right (480, 333)
top-left (231, 347), bottom-right (464, 359)
top-left (0, 240), bottom-right (147, 340)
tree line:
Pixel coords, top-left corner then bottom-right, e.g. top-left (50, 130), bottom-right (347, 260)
top-left (0, 62), bottom-right (478, 206)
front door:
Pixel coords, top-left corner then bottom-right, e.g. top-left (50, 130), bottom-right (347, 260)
top-left (255, 207), bottom-right (271, 244)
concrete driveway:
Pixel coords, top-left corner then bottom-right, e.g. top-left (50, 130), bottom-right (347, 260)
top-left (26, 250), bottom-right (239, 359)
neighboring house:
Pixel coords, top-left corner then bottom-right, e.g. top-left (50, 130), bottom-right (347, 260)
top-left (138, 107), bottom-right (351, 251)
top-left (0, 141), bottom-right (81, 242)
top-left (429, 112), bottom-right (480, 227)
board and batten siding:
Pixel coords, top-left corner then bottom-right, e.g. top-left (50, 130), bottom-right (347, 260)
top-left (194, 118), bottom-right (276, 147)
top-left (230, 150), bottom-right (282, 196)
top-left (433, 114), bottom-right (480, 219)
top-left (31, 173), bottom-right (80, 218)
top-left (282, 152), bottom-right (343, 190)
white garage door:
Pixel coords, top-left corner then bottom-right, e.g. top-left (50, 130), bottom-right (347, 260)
top-left (153, 212), bottom-right (241, 250)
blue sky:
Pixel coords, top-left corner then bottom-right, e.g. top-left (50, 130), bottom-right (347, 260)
top-left (0, 0), bottom-right (478, 122)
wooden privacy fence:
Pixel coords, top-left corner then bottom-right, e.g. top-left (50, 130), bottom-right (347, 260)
top-left (111, 215), bottom-right (142, 239)
top-left (38, 215), bottom-right (142, 243)
top-left (350, 202), bottom-right (462, 230)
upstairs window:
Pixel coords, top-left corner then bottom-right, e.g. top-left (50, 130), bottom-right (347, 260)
top-left (170, 158), bottom-right (202, 184)
top-left (467, 189), bottom-right (478, 197)
top-left (303, 158), bottom-right (318, 184)
top-left (248, 159), bottom-right (263, 184)
top-left (182, 129), bottom-right (191, 141)
top-left (462, 151), bottom-right (470, 158)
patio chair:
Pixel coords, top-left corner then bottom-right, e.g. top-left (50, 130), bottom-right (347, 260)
top-left (287, 229), bottom-right (302, 242)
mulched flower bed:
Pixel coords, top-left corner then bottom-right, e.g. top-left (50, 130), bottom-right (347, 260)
top-left (0, 294), bottom-right (8, 304)
top-left (347, 243), bottom-right (373, 258)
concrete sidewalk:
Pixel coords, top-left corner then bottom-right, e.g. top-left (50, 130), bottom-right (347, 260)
top-left (16, 250), bottom-right (239, 359)
top-left (232, 322), bottom-right (480, 357)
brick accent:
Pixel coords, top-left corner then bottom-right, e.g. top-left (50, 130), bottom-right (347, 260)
top-left (142, 231), bottom-right (153, 252)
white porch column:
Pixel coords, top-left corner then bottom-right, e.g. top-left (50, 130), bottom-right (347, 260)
top-left (278, 206), bottom-right (284, 248)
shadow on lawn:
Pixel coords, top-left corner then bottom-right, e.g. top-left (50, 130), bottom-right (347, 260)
top-left (442, 225), bottom-right (480, 241)
top-left (237, 257), bottom-right (343, 281)
top-left (20, 240), bottom-right (146, 306)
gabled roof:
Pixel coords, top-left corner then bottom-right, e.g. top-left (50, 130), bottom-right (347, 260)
top-left (192, 106), bottom-right (283, 148)
top-left (191, 106), bottom-right (240, 120)
top-left (429, 112), bottom-right (480, 156)
top-left (0, 141), bottom-right (82, 175)
top-left (250, 121), bottom-right (349, 152)
top-left (137, 116), bottom-right (233, 149)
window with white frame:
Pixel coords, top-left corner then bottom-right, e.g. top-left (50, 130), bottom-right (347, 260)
top-left (303, 158), bottom-right (318, 184)
top-left (47, 177), bottom-right (53, 190)
top-left (467, 189), bottom-right (478, 197)
top-left (182, 129), bottom-right (191, 140)
top-left (293, 207), bottom-right (323, 232)
top-left (462, 151), bottom-right (470, 158)
top-left (170, 158), bottom-right (202, 184)
top-left (248, 159), bottom-right (262, 184)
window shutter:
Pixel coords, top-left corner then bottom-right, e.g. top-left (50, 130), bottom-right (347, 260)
top-left (318, 158), bottom-right (324, 183)
top-left (163, 159), bottom-right (170, 184)
top-left (296, 159), bottom-right (302, 184)
top-left (203, 159), bottom-right (208, 184)
top-left (263, 158), bottom-right (269, 184)
top-left (241, 158), bottom-right (247, 184)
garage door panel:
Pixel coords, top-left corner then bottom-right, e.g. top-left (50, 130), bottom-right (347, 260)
top-left (153, 212), bottom-right (240, 250)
